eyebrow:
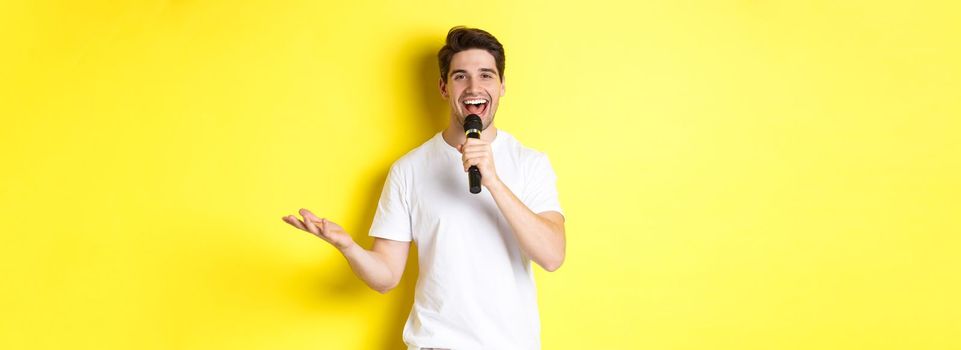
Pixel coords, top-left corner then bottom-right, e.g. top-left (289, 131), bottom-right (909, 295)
top-left (450, 68), bottom-right (499, 76)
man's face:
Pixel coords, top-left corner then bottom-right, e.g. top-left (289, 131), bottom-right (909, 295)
top-left (439, 48), bottom-right (505, 131)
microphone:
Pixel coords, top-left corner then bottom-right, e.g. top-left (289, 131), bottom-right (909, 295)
top-left (463, 114), bottom-right (483, 194)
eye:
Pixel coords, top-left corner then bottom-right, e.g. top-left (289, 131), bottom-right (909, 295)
top-left (482, 73), bottom-right (493, 79)
top-left (453, 74), bottom-right (464, 80)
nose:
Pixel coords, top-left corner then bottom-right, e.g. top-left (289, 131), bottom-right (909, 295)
top-left (465, 79), bottom-right (483, 95)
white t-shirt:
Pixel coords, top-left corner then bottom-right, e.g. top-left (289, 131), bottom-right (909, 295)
top-left (368, 130), bottom-right (564, 350)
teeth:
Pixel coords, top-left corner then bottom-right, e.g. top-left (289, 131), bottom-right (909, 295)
top-left (464, 99), bottom-right (487, 105)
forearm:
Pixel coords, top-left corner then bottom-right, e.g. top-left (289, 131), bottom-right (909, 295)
top-left (486, 179), bottom-right (565, 271)
top-left (338, 242), bottom-right (396, 293)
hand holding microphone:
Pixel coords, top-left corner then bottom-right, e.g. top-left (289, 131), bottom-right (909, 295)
top-left (459, 114), bottom-right (498, 194)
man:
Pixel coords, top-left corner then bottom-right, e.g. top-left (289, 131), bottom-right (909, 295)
top-left (282, 26), bottom-right (565, 350)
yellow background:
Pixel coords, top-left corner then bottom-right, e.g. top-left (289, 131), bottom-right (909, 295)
top-left (2, 1), bottom-right (959, 349)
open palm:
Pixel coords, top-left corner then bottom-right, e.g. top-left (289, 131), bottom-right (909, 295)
top-left (282, 208), bottom-right (354, 250)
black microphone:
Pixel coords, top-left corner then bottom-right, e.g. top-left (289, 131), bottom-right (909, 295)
top-left (463, 114), bottom-right (483, 194)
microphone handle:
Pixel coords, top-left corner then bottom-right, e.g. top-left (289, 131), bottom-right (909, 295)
top-left (468, 166), bottom-right (482, 194)
top-left (465, 127), bottom-right (482, 194)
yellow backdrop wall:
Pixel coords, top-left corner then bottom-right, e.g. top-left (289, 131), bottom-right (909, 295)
top-left (2, 1), bottom-right (959, 349)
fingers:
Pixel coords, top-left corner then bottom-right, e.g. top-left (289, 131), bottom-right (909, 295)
top-left (282, 215), bottom-right (307, 231)
top-left (284, 210), bottom-right (353, 249)
top-left (459, 142), bottom-right (491, 170)
top-left (289, 208), bottom-right (325, 236)
top-left (461, 151), bottom-right (488, 171)
top-left (304, 218), bottom-right (320, 236)
top-left (460, 142), bottom-right (489, 154)
top-left (462, 138), bottom-right (488, 146)
top-left (459, 139), bottom-right (488, 152)
top-left (299, 208), bottom-right (319, 221)
top-left (299, 209), bottom-right (322, 224)
top-left (461, 151), bottom-right (488, 162)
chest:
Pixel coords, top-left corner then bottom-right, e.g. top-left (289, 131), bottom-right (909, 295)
top-left (407, 151), bottom-right (525, 243)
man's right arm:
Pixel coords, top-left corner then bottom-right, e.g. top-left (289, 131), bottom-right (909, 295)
top-left (283, 208), bottom-right (410, 294)
top-left (339, 238), bottom-right (410, 294)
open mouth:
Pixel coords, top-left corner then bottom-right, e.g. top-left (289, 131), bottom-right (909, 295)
top-left (462, 98), bottom-right (489, 116)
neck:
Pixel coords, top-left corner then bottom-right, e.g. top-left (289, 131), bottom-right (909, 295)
top-left (442, 121), bottom-right (498, 148)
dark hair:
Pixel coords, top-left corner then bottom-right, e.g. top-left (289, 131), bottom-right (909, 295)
top-left (437, 26), bottom-right (505, 84)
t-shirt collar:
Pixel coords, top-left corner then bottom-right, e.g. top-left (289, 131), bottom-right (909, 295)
top-left (436, 129), bottom-right (506, 156)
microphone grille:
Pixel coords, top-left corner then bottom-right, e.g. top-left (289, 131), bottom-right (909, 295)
top-left (464, 114), bottom-right (483, 131)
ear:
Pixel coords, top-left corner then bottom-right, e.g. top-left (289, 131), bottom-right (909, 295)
top-left (438, 77), bottom-right (449, 100)
top-left (500, 77), bottom-right (506, 97)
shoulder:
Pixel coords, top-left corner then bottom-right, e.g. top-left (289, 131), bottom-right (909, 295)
top-left (500, 130), bottom-right (552, 167)
top-left (387, 133), bottom-right (440, 176)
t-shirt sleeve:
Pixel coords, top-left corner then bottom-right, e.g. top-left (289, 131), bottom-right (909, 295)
top-left (368, 162), bottom-right (413, 242)
top-left (522, 152), bottom-right (564, 217)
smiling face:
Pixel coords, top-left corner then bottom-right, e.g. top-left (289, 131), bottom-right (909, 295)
top-left (439, 48), bottom-right (506, 131)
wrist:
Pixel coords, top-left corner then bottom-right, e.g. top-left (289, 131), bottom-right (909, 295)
top-left (485, 176), bottom-right (505, 191)
top-left (337, 240), bottom-right (360, 255)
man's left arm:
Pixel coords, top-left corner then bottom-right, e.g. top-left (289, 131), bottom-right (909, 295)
top-left (487, 181), bottom-right (566, 271)
top-left (459, 138), bottom-right (566, 271)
